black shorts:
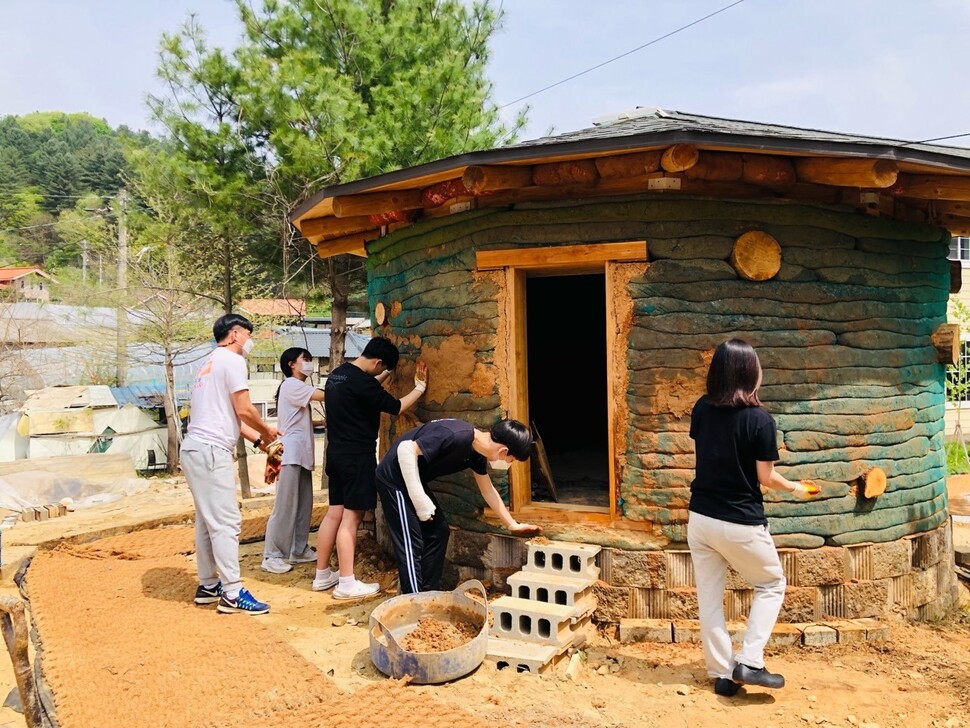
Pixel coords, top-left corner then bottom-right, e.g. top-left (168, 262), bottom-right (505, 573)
top-left (325, 452), bottom-right (377, 510)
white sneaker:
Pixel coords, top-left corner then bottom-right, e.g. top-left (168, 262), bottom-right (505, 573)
top-left (311, 573), bottom-right (339, 591)
top-left (332, 580), bottom-right (381, 600)
top-left (261, 557), bottom-right (293, 574)
top-left (289, 547), bottom-right (317, 564)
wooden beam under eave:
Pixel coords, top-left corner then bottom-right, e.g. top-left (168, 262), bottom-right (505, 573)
top-left (939, 215), bottom-right (970, 237)
top-left (315, 230), bottom-right (379, 258)
top-left (795, 157), bottom-right (898, 188)
top-left (476, 241), bottom-right (647, 271)
top-left (331, 189), bottom-right (424, 218)
top-left (462, 165), bottom-right (534, 193)
top-left (894, 173), bottom-right (970, 202)
top-left (300, 214), bottom-right (374, 240)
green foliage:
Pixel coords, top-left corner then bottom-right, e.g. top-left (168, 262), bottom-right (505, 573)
top-left (945, 439), bottom-right (970, 475)
top-left (0, 112), bottom-right (153, 280)
top-left (146, 0), bottom-right (527, 315)
top-left (233, 0), bottom-right (526, 187)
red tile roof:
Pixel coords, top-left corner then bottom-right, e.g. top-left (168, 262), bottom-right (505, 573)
top-left (0, 266), bottom-right (54, 283)
top-left (238, 298), bottom-right (306, 317)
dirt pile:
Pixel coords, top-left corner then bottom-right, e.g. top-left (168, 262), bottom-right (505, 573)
top-left (401, 616), bottom-right (479, 653)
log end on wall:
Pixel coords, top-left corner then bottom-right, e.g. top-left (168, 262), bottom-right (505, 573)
top-left (729, 230), bottom-right (782, 281)
top-left (931, 323), bottom-right (960, 365)
top-left (862, 467), bottom-right (888, 499)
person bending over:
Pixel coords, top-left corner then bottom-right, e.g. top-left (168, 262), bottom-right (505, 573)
top-left (376, 418), bottom-right (541, 594)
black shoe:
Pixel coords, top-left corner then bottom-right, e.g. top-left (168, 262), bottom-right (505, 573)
top-left (714, 678), bottom-right (741, 696)
top-left (732, 662), bottom-right (785, 689)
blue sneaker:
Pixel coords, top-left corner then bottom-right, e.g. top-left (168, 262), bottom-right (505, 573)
top-left (194, 582), bottom-right (223, 605)
top-left (217, 588), bottom-right (270, 615)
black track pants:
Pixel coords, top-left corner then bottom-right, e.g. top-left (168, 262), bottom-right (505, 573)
top-left (377, 481), bottom-right (450, 594)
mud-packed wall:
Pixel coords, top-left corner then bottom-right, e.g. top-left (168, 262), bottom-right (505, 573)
top-left (365, 196), bottom-right (951, 545)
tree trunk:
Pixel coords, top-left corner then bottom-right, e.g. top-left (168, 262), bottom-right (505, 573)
top-left (163, 346), bottom-right (181, 475)
top-left (329, 255), bottom-right (351, 370)
top-left (223, 238), bottom-right (233, 314)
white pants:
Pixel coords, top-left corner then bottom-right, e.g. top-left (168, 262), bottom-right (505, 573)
top-left (687, 510), bottom-right (786, 679)
top-left (263, 465), bottom-right (313, 560)
top-left (180, 437), bottom-right (242, 594)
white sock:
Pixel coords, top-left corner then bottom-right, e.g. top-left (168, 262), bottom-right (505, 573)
top-left (338, 575), bottom-right (355, 589)
top-left (315, 568), bottom-right (333, 581)
top-left (202, 581), bottom-right (219, 589)
top-left (224, 588), bottom-right (241, 601)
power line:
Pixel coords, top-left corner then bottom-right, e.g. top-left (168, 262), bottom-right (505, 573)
top-left (498, 0), bottom-right (746, 110)
top-left (0, 215), bottom-right (106, 235)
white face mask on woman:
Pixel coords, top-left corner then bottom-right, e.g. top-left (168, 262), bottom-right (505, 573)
top-left (488, 459), bottom-right (511, 471)
top-left (300, 361), bottom-right (315, 376)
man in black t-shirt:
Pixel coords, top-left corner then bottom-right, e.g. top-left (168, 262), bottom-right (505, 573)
top-left (376, 418), bottom-right (541, 594)
top-left (313, 337), bottom-right (428, 600)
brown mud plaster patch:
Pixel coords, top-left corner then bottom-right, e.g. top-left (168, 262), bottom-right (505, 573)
top-left (477, 269), bottom-right (509, 409)
top-left (418, 334), bottom-right (479, 404)
top-left (655, 374), bottom-right (706, 418)
top-left (608, 261), bottom-right (647, 503)
top-left (469, 363), bottom-right (495, 398)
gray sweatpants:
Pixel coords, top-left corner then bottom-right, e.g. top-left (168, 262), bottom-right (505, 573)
top-left (263, 465), bottom-right (313, 560)
top-left (180, 437), bottom-right (242, 594)
top-left (687, 510), bottom-right (786, 679)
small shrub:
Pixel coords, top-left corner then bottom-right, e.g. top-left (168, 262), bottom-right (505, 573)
top-left (945, 439), bottom-right (970, 475)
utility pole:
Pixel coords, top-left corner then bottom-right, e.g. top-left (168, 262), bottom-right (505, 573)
top-left (115, 188), bottom-right (128, 386)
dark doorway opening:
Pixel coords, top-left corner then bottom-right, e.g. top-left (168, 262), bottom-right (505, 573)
top-left (526, 273), bottom-right (609, 507)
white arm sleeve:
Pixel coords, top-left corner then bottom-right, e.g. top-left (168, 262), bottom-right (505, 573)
top-left (397, 440), bottom-right (436, 521)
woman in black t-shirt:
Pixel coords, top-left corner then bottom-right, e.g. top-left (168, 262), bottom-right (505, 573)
top-left (688, 339), bottom-right (820, 696)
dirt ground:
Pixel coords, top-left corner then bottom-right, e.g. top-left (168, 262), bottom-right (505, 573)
top-left (0, 477), bottom-right (967, 728)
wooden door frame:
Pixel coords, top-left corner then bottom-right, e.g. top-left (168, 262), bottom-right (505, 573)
top-left (476, 241), bottom-right (647, 524)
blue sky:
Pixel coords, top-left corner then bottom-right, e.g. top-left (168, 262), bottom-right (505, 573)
top-left (2, 0), bottom-right (970, 146)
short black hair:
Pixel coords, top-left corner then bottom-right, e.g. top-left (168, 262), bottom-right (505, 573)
top-left (706, 338), bottom-right (763, 408)
top-left (279, 347), bottom-right (312, 378)
top-left (490, 419), bottom-right (533, 461)
top-left (213, 313), bottom-right (253, 343)
top-left (361, 336), bottom-right (400, 371)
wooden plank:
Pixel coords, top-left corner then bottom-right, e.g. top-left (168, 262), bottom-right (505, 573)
top-left (462, 165), bottom-right (535, 193)
top-left (530, 421), bottom-right (558, 502)
top-left (315, 230), bottom-right (379, 258)
top-left (795, 158), bottom-right (898, 188)
top-left (895, 173), bottom-right (970, 201)
top-left (300, 214), bottom-right (375, 240)
top-left (605, 263), bottom-right (621, 523)
top-left (507, 267), bottom-right (530, 513)
top-left (0, 453), bottom-right (136, 482)
top-left (331, 189), bottom-right (424, 218)
top-left (476, 241), bottom-right (647, 271)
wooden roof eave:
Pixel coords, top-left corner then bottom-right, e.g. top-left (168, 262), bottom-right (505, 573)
top-left (298, 132), bottom-right (970, 258)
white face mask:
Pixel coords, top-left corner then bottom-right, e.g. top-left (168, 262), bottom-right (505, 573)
top-left (300, 361), bottom-right (315, 376)
top-left (488, 458), bottom-right (511, 471)
top-left (241, 338), bottom-right (255, 357)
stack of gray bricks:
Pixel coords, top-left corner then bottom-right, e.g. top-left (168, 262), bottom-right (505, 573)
top-left (486, 541), bottom-right (600, 674)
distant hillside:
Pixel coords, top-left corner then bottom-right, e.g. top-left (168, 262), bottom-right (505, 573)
top-left (0, 112), bottom-right (154, 272)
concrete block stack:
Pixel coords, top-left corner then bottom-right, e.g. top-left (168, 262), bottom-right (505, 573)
top-left (486, 540), bottom-right (600, 674)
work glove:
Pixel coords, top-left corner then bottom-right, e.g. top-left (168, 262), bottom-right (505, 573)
top-left (792, 481), bottom-right (820, 500)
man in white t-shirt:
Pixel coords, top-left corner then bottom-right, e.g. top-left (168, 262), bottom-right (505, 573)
top-left (181, 313), bottom-right (280, 615)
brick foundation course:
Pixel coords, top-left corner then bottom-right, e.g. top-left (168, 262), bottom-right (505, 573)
top-left (619, 618), bottom-right (891, 647)
top-left (444, 521), bottom-right (957, 625)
